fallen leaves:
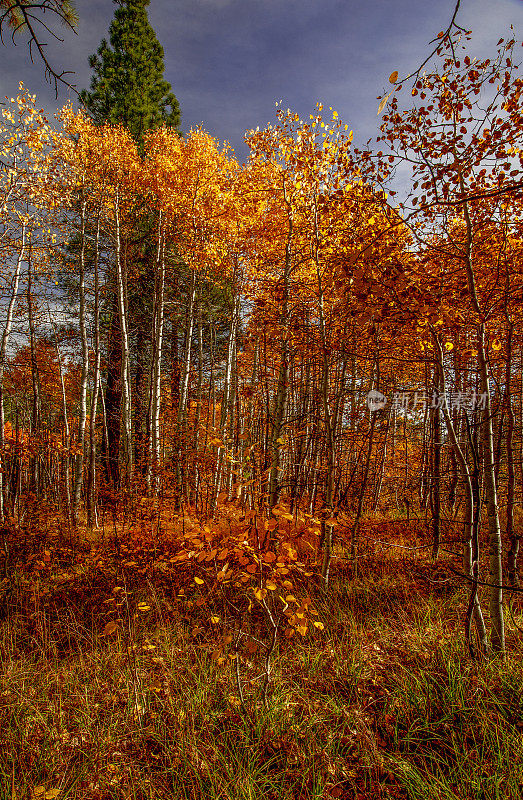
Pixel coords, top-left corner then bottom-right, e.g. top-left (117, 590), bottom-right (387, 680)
top-left (33, 789), bottom-right (60, 800)
top-left (103, 621), bottom-right (118, 636)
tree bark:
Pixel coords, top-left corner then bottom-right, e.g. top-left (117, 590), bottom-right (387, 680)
top-left (72, 196), bottom-right (88, 527)
top-left (0, 224), bottom-right (25, 520)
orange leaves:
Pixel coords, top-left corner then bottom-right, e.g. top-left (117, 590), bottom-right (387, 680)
top-left (103, 621), bottom-right (118, 636)
top-left (143, 126), bottom-right (240, 277)
top-left (32, 787), bottom-right (61, 799)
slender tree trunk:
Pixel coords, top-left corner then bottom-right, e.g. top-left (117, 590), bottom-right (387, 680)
top-left (212, 286), bottom-right (239, 509)
top-left (0, 224), bottom-right (25, 520)
top-left (147, 214), bottom-right (165, 494)
top-left (48, 308), bottom-right (72, 525)
top-left (372, 406), bottom-right (391, 513)
top-left (27, 253), bottom-right (41, 496)
top-left (431, 389), bottom-right (442, 560)
top-left (170, 314), bottom-right (181, 411)
top-left (506, 321), bottom-right (518, 585)
top-left (433, 334), bottom-right (488, 654)
top-left (178, 270), bottom-right (197, 424)
top-left (115, 188), bottom-right (132, 481)
top-left (73, 197), bottom-right (88, 527)
top-left (103, 293), bottom-right (122, 489)
top-left (87, 215), bottom-right (101, 531)
top-left (480, 342), bottom-right (505, 653)
top-left (175, 270), bottom-right (197, 501)
top-left (460, 185), bottom-right (504, 653)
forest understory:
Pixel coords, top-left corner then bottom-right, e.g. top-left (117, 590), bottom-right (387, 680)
top-left (1, 511), bottom-right (523, 800)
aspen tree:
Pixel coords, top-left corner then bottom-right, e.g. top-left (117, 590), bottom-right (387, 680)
top-left (0, 226), bottom-right (26, 520)
top-left (72, 193), bottom-right (87, 526)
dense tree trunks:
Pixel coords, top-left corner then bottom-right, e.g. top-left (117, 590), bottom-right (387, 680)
top-left (313, 198), bottom-right (335, 586)
top-left (175, 270), bottom-right (197, 503)
top-left (211, 285), bottom-right (239, 512)
top-left (268, 184), bottom-right (293, 514)
top-left (0, 225), bottom-right (25, 520)
top-left (103, 292), bottom-right (122, 488)
top-left (434, 336), bottom-right (488, 655)
top-left (350, 346), bottom-right (380, 558)
top-left (2, 58), bottom-right (523, 668)
top-left (372, 405), bottom-right (391, 514)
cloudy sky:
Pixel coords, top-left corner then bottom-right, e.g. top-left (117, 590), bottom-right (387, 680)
top-left (0, 0), bottom-right (522, 162)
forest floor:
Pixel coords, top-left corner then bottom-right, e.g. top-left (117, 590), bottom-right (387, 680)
top-left (1, 514), bottom-right (523, 800)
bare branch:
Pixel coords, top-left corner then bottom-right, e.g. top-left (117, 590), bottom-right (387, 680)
top-left (0, 0), bottom-right (78, 95)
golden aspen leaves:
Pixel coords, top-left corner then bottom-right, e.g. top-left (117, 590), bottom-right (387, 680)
top-left (378, 93), bottom-right (391, 114)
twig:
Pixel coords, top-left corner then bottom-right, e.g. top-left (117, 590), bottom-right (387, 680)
top-left (1, 1), bottom-right (78, 95)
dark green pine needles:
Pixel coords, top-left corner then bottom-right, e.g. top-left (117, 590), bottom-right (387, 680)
top-left (79, 0), bottom-right (181, 144)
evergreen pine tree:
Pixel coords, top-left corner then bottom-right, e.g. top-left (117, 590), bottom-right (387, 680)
top-left (79, 0), bottom-right (181, 486)
top-left (79, 0), bottom-right (181, 142)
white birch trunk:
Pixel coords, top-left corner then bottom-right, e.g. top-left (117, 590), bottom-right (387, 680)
top-left (0, 224), bottom-right (26, 520)
top-left (73, 197), bottom-right (88, 526)
top-left (51, 314), bottom-right (72, 526)
top-left (433, 334), bottom-right (488, 654)
top-left (147, 214), bottom-right (165, 494)
top-left (115, 188), bottom-right (132, 478)
top-left (460, 183), bottom-right (504, 654)
top-left (87, 214), bottom-right (101, 530)
top-left (178, 271), bottom-right (197, 425)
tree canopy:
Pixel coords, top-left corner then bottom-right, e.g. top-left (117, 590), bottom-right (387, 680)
top-left (79, 0), bottom-right (181, 142)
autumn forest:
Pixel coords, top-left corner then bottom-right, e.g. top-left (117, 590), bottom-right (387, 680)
top-left (1, 3), bottom-right (523, 798)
